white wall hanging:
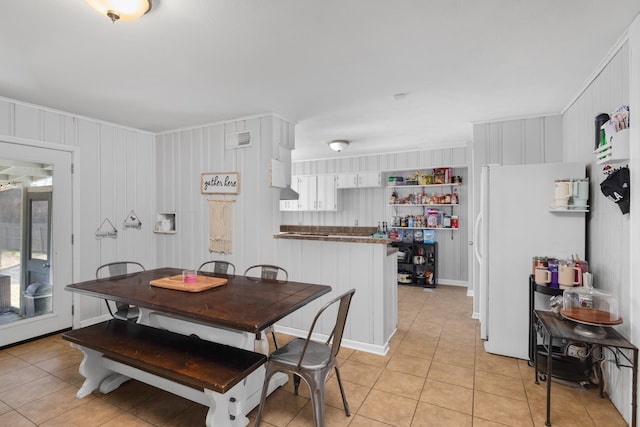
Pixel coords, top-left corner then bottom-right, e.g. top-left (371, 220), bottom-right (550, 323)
top-left (95, 218), bottom-right (118, 239)
top-left (123, 209), bottom-right (142, 230)
top-left (208, 198), bottom-right (235, 253)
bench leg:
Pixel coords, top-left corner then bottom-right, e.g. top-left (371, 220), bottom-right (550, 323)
top-left (203, 382), bottom-right (249, 427)
top-left (99, 373), bottom-right (131, 394)
top-left (244, 366), bottom-right (289, 412)
top-left (72, 344), bottom-right (114, 398)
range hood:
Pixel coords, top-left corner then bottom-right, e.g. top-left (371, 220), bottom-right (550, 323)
top-left (280, 186), bottom-right (299, 200)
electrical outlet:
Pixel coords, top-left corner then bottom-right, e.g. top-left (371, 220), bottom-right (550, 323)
top-left (354, 219), bottom-right (358, 226)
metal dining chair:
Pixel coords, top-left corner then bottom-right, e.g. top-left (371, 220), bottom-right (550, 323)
top-left (243, 264), bottom-right (289, 349)
top-left (95, 261), bottom-right (145, 321)
top-left (255, 288), bottom-right (356, 427)
top-left (243, 264), bottom-right (288, 281)
top-left (197, 260), bottom-right (236, 275)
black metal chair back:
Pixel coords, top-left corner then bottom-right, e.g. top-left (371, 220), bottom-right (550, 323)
top-left (198, 260), bottom-right (235, 275)
top-left (243, 264), bottom-right (288, 281)
top-left (95, 261), bottom-right (145, 321)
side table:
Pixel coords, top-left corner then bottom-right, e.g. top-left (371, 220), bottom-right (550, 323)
top-left (533, 310), bottom-right (638, 427)
top-left (528, 277), bottom-right (592, 382)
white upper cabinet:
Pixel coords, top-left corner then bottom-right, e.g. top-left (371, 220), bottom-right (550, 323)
top-left (357, 172), bottom-right (381, 188)
top-left (279, 176), bottom-right (300, 211)
top-left (316, 175), bottom-right (337, 211)
top-left (297, 175), bottom-right (317, 211)
top-left (336, 173), bottom-right (358, 188)
top-left (336, 172), bottom-right (381, 188)
top-left (282, 175), bottom-right (337, 211)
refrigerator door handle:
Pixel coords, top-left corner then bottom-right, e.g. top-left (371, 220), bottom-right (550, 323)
top-left (474, 212), bottom-right (482, 263)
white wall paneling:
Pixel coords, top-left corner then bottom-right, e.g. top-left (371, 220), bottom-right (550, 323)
top-left (0, 96), bottom-right (156, 329)
top-left (470, 115), bottom-right (563, 316)
top-left (629, 17), bottom-right (640, 427)
top-left (285, 146), bottom-right (471, 284)
top-left (276, 238), bottom-right (395, 355)
top-left (563, 38), bottom-right (633, 422)
top-left (155, 114), bottom-right (294, 274)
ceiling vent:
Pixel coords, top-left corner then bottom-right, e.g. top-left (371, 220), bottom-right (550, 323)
top-left (226, 130), bottom-right (252, 149)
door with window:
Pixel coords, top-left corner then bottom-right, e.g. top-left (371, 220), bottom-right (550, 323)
top-left (23, 190), bottom-right (52, 316)
top-left (0, 141), bottom-right (73, 346)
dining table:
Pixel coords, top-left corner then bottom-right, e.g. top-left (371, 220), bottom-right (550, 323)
top-left (65, 267), bottom-right (331, 426)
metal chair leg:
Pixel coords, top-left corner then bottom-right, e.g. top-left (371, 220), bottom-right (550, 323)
top-left (334, 365), bottom-right (351, 416)
top-left (254, 365), bottom-right (276, 427)
top-left (293, 374), bottom-right (301, 395)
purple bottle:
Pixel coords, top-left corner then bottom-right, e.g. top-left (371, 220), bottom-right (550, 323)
top-left (547, 258), bottom-right (559, 288)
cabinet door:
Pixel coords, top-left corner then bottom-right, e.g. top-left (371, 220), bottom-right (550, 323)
top-left (357, 172), bottom-right (381, 188)
top-left (297, 176), bottom-right (317, 211)
top-left (336, 173), bottom-right (358, 189)
top-left (316, 175), bottom-right (337, 211)
top-left (279, 176), bottom-right (301, 211)
top-left (279, 199), bottom-right (298, 211)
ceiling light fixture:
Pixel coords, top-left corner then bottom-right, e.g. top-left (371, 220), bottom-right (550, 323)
top-left (85, 0), bottom-right (152, 23)
top-left (328, 140), bottom-right (349, 152)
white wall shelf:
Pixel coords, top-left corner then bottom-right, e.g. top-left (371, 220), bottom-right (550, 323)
top-left (593, 128), bottom-right (629, 164)
top-left (549, 208), bottom-right (589, 213)
top-left (387, 183), bottom-right (460, 189)
top-left (388, 203), bottom-right (459, 207)
top-left (154, 212), bottom-right (176, 234)
top-left (389, 226), bottom-right (459, 231)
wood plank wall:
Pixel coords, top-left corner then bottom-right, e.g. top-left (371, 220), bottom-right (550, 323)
top-left (286, 146), bottom-right (470, 284)
top-left (154, 115), bottom-right (295, 274)
top-left (562, 41), bottom-right (632, 418)
top-left (0, 97), bottom-right (155, 322)
top-left (469, 115), bottom-right (562, 313)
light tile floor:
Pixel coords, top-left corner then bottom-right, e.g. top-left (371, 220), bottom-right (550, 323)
top-left (0, 285), bottom-right (629, 426)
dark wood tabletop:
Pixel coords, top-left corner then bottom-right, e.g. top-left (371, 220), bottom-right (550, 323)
top-left (66, 267), bottom-right (331, 334)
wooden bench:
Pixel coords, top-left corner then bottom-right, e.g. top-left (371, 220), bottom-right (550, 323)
top-left (63, 320), bottom-right (267, 427)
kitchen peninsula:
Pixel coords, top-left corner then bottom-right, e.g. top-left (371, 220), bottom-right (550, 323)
top-left (275, 226), bottom-right (397, 355)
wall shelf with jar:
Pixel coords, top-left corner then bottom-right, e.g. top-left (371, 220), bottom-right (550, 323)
top-left (154, 212), bottom-right (176, 234)
top-left (386, 168), bottom-right (461, 237)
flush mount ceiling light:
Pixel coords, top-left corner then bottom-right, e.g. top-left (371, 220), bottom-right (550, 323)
top-left (328, 140), bottom-right (349, 152)
top-left (85, 0), bottom-right (152, 23)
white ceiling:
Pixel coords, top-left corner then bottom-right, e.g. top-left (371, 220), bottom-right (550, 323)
top-left (1, 1), bottom-right (638, 161)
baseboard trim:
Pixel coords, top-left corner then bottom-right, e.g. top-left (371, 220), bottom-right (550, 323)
top-left (275, 325), bottom-right (390, 356)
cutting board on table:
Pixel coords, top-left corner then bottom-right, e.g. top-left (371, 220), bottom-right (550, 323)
top-left (149, 275), bottom-right (228, 292)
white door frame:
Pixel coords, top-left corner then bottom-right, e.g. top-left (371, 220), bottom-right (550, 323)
top-left (0, 135), bottom-right (76, 346)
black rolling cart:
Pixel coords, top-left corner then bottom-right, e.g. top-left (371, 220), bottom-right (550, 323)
top-left (533, 310), bottom-right (638, 426)
top-left (528, 276), bottom-right (592, 382)
top-left (393, 241), bottom-right (437, 288)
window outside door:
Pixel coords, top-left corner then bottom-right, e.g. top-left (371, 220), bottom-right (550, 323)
top-left (0, 141), bottom-right (73, 346)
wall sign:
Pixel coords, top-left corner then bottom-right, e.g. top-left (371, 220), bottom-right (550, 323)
top-left (201, 172), bottom-right (240, 194)
top-left (95, 218), bottom-right (118, 239)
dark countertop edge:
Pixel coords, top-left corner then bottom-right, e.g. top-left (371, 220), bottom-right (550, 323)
top-left (274, 233), bottom-right (391, 244)
top-left (387, 246), bottom-right (399, 256)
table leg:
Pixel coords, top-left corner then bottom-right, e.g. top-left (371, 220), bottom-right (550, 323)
top-left (546, 333), bottom-right (552, 426)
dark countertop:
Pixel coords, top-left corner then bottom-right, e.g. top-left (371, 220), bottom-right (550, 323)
top-left (276, 225), bottom-right (391, 244)
top-left (274, 232), bottom-right (391, 245)
top-left (280, 225), bottom-right (377, 235)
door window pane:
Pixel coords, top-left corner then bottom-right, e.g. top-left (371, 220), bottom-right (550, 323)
top-left (0, 185), bottom-right (23, 319)
top-left (30, 200), bottom-right (49, 261)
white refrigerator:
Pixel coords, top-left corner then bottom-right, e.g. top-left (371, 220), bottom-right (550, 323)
top-left (475, 163), bottom-right (586, 359)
